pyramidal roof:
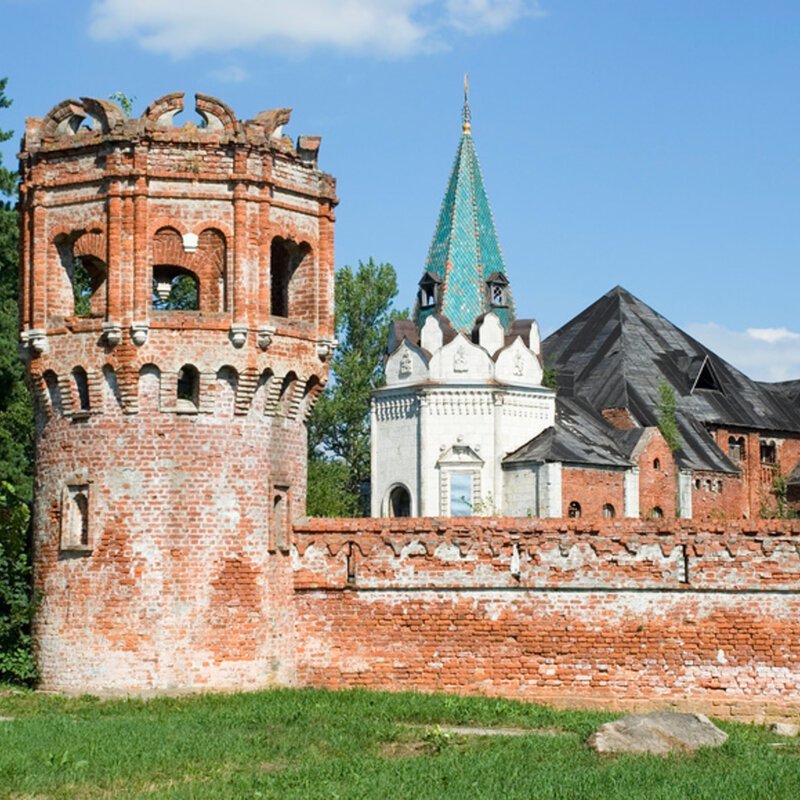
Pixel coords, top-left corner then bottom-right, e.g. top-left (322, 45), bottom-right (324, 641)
top-left (415, 84), bottom-right (515, 333)
top-left (542, 286), bottom-right (800, 472)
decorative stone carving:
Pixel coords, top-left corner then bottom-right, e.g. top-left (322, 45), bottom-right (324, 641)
top-left (229, 324), bottom-right (248, 348)
top-left (28, 329), bottom-right (48, 354)
top-left (317, 338), bottom-right (337, 361)
top-left (454, 346), bottom-right (468, 373)
top-left (399, 350), bottom-right (413, 378)
top-left (130, 322), bottom-right (149, 347)
top-left (102, 322), bottom-right (122, 347)
top-left (257, 326), bottom-right (276, 351)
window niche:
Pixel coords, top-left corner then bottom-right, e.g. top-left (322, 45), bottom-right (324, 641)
top-left (60, 484), bottom-right (92, 553)
top-left (270, 486), bottom-right (291, 552)
top-left (72, 367), bottom-right (91, 418)
top-left (176, 364), bottom-right (200, 412)
top-left (387, 484), bottom-right (412, 518)
top-left (568, 501), bottom-right (581, 519)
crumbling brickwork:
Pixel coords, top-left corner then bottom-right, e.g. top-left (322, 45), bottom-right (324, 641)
top-left (19, 94), bottom-right (336, 692)
top-left (293, 517), bottom-right (800, 721)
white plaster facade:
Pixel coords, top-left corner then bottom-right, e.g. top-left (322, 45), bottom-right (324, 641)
top-left (371, 312), bottom-right (555, 517)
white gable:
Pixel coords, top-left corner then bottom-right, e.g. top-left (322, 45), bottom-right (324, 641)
top-left (384, 340), bottom-right (429, 386)
top-left (429, 333), bottom-right (493, 382)
top-left (495, 337), bottom-right (543, 386)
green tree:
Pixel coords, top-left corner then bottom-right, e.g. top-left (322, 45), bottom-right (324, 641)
top-left (0, 79), bottom-right (37, 684)
top-left (307, 259), bottom-right (406, 516)
top-left (0, 482), bottom-right (37, 684)
top-left (0, 79), bottom-right (33, 501)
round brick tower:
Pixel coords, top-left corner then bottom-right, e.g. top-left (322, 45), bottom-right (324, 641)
top-left (18, 93), bottom-right (336, 693)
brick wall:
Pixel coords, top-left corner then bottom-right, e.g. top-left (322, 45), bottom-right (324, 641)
top-left (293, 517), bottom-right (800, 721)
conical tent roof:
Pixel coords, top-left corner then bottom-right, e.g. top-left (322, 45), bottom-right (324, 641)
top-left (415, 109), bottom-right (515, 333)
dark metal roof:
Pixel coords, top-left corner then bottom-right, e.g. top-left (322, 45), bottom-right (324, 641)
top-left (504, 397), bottom-right (632, 468)
top-left (542, 286), bottom-right (800, 473)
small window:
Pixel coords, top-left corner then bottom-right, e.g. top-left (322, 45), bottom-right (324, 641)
top-left (653, 458), bottom-right (661, 471)
top-left (728, 436), bottom-right (745, 463)
top-left (61, 484), bottom-right (91, 552)
top-left (486, 273), bottom-right (509, 308)
top-left (649, 506), bottom-right (664, 520)
top-left (388, 485), bottom-right (411, 517)
top-left (568, 501), bottom-right (581, 519)
top-left (177, 364), bottom-right (200, 410)
top-left (450, 473), bottom-right (473, 516)
top-left (418, 276), bottom-right (438, 309)
top-left (694, 478), bottom-right (701, 490)
top-left (760, 440), bottom-right (777, 465)
top-left (602, 503), bottom-right (615, 519)
top-left (73, 367), bottom-right (90, 412)
top-left (271, 486), bottom-right (291, 552)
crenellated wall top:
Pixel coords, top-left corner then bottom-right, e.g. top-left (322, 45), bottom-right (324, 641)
top-left (21, 92), bottom-right (333, 184)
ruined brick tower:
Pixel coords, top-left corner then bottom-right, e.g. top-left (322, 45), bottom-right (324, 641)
top-left (18, 93), bottom-right (336, 692)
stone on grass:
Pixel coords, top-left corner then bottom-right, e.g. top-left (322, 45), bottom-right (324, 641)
top-left (588, 711), bottom-right (727, 755)
top-left (770, 722), bottom-right (800, 737)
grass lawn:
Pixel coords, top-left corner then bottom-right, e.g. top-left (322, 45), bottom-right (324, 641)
top-left (0, 687), bottom-right (798, 799)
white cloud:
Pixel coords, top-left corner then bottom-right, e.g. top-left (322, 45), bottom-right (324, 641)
top-left (89, 0), bottom-right (544, 58)
top-left (445, 0), bottom-right (545, 33)
top-left (745, 327), bottom-right (800, 345)
top-left (684, 322), bottom-right (800, 383)
top-left (210, 64), bottom-right (250, 84)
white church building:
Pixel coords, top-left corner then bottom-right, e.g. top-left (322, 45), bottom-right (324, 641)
top-left (370, 94), bottom-right (558, 518)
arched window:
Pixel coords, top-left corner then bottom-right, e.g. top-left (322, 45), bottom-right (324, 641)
top-left (387, 485), bottom-right (411, 517)
top-left (271, 238), bottom-right (294, 317)
top-left (177, 364), bottom-right (200, 410)
top-left (653, 458), bottom-right (661, 471)
top-left (61, 484), bottom-right (90, 552)
top-left (602, 503), bottom-right (615, 519)
top-left (43, 370), bottom-right (62, 415)
top-left (649, 506), bottom-right (664, 520)
top-left (418, 273), bottom-right (440, 309)
top-left (728, 436), bottom-right (746, 463)
top-left (71, 255), bottom-right (107, 317)
top-left (73, 367), bottom-right (90, 413)
top-left (760, 439), bottom-right (777, 465)
top-left (568, 501), bottom-right (581, 518)
top-left (153, 267), bottom-right (199, 310)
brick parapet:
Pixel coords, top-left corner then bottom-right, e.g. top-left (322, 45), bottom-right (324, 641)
top-left (293, 518), bottom-right (800, 721)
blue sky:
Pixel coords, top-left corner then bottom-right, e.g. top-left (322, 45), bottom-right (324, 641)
top-left (4, 0), bottom-right (800, 380)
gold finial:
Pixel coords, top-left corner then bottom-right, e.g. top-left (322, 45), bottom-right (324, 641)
top-left (462, 73), bottom-right (471, 135)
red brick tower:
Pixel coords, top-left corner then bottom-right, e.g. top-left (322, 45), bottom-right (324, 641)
top-left (18, 93), bottom-right (336, 693)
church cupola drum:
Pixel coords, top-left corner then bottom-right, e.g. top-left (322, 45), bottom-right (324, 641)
top-left (371, 80), bottom-right (554, 518)
top-left (18, 93), bottom-right (337, 693)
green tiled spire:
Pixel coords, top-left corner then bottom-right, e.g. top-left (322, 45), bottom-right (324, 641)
top-left (415, 83), bottom-right (515, 333)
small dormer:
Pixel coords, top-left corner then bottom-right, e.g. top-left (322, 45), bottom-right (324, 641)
top-left (418, 272), bottom-right (441, 311)
top-left (486, 272), bottom-right (509, 309)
